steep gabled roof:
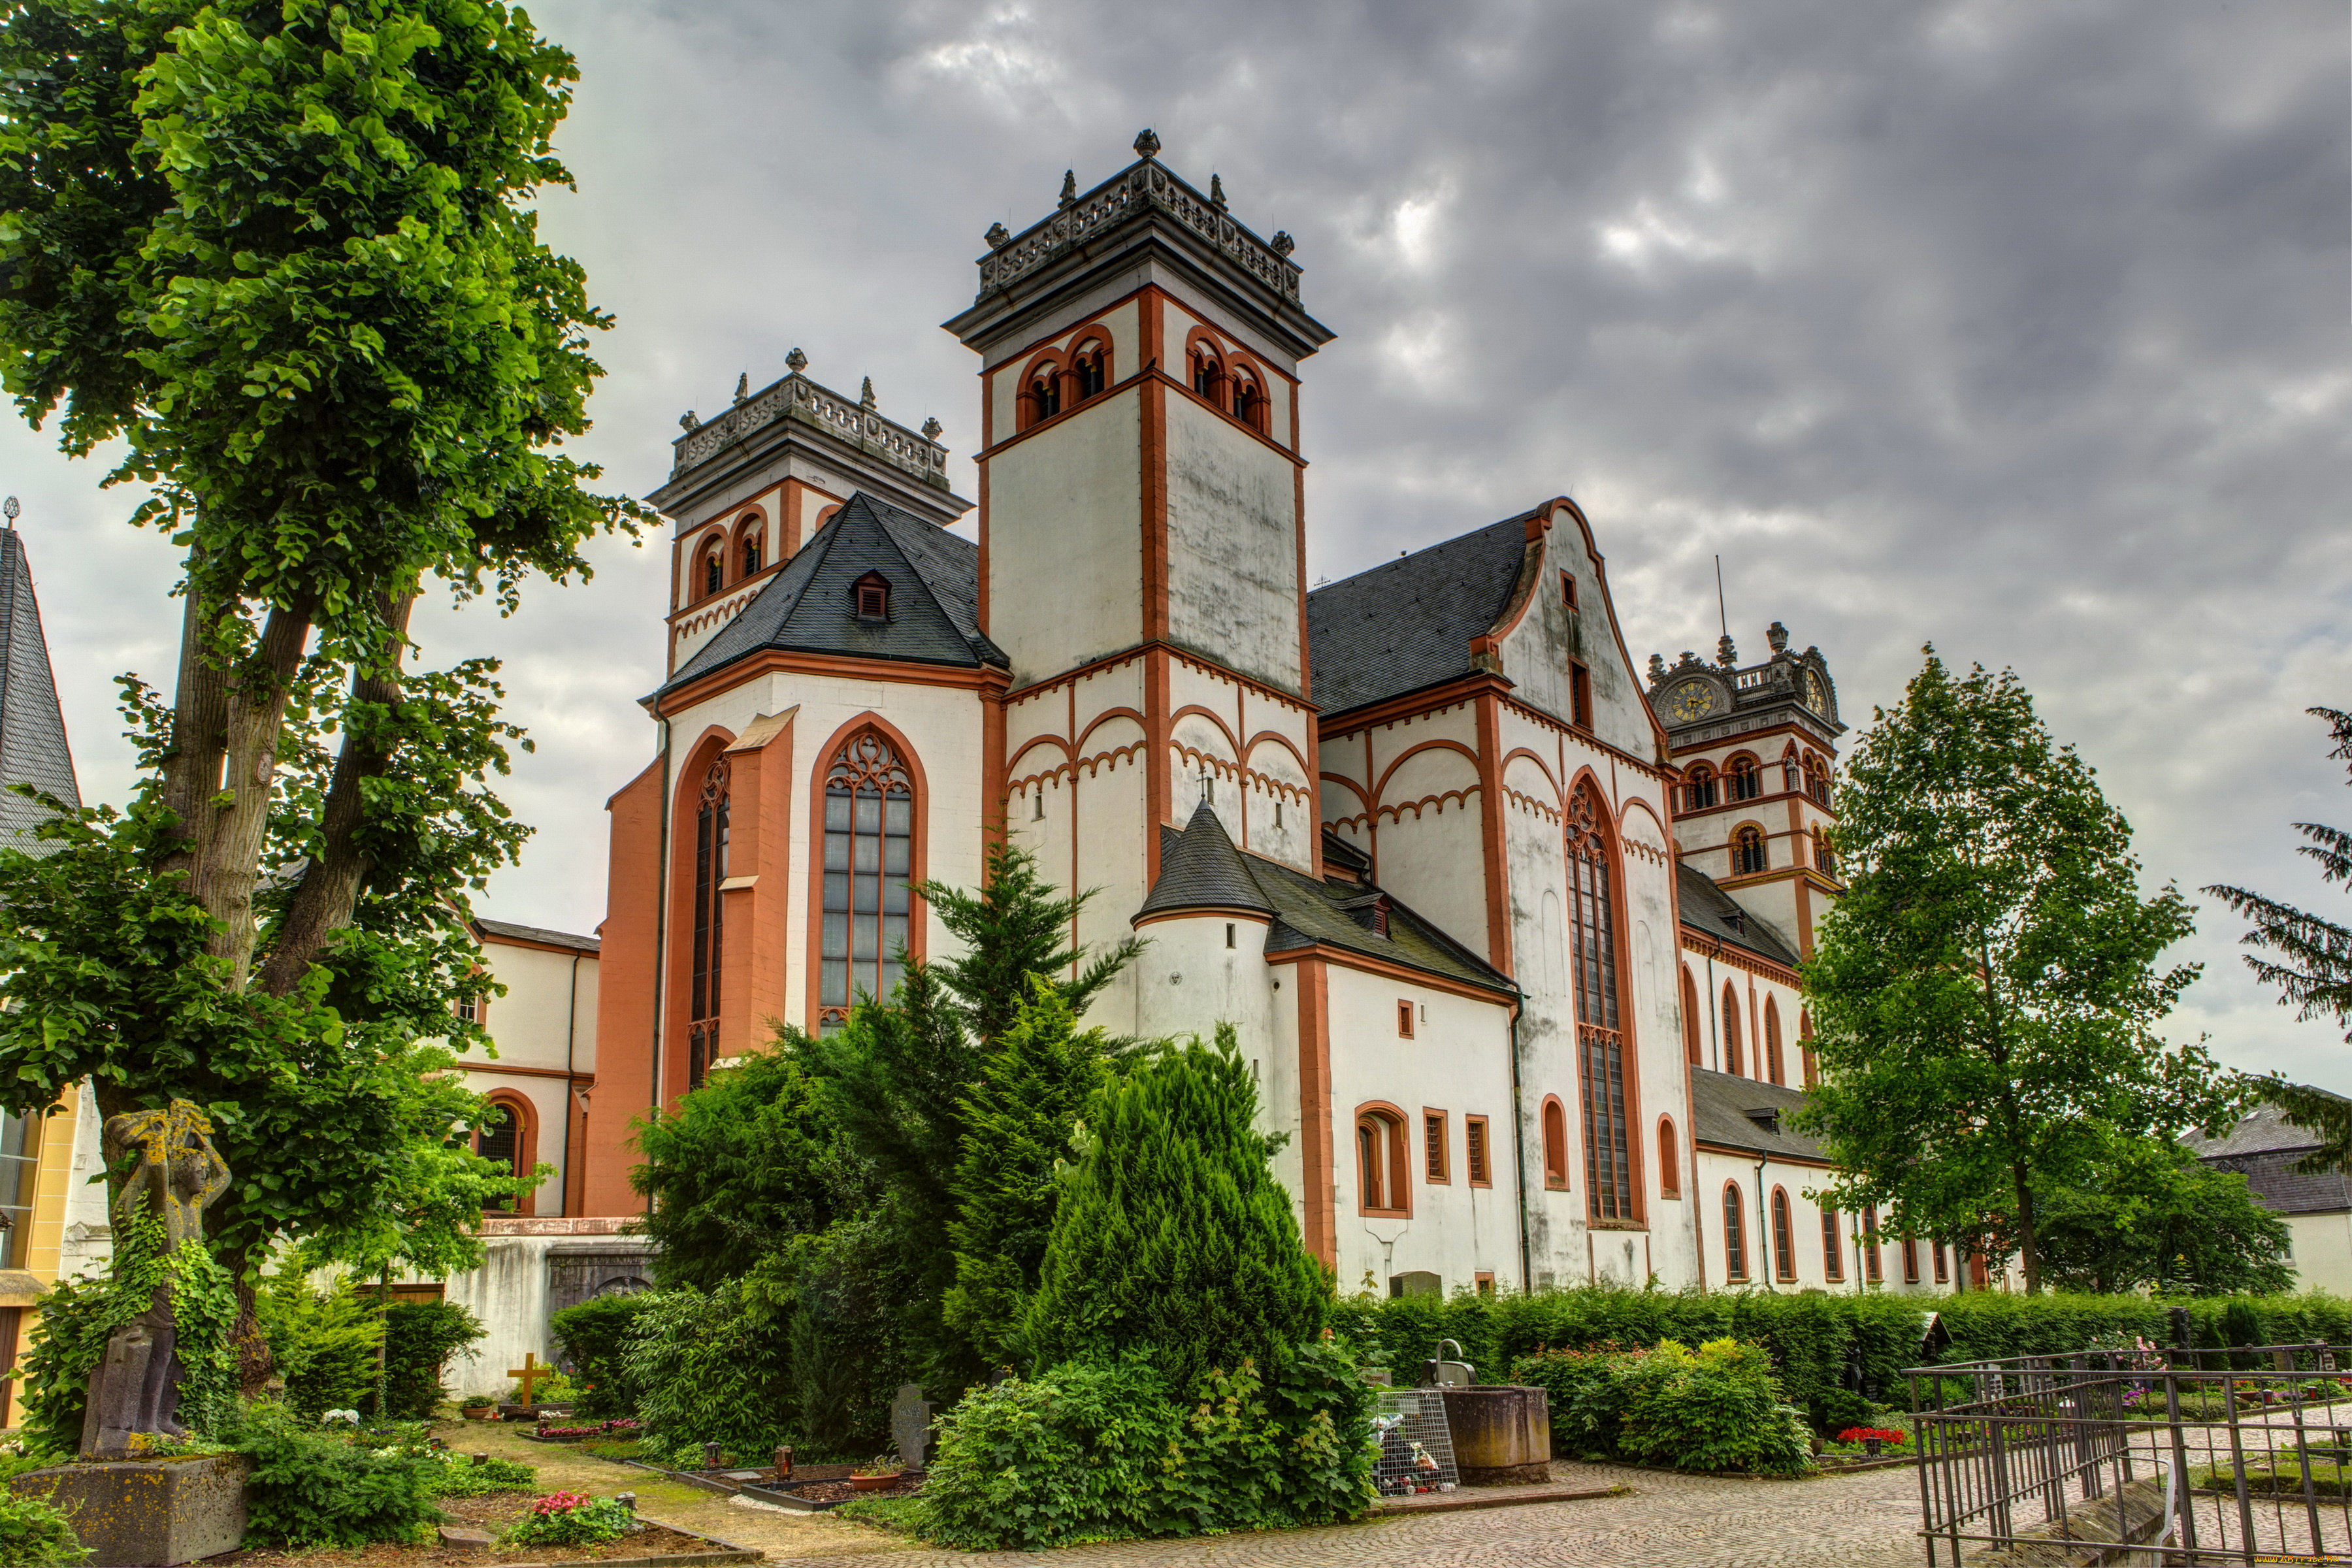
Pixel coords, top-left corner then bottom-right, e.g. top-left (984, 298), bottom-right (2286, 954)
top-left (476, 917), bottom-right (601, 956)
top-left (0, 529), bottom-right (78, 857)
top-left (1144, 817), bottom-right (1516, 998)
top-left (1305, 512), bottom-right (1535, 717)
top-left (1689, 1067), bottom-right (1827, 1164)
top-left (660, 491), bottom-right (1006, 698)
top-left (1677, 863), bottom-right (1801, 971)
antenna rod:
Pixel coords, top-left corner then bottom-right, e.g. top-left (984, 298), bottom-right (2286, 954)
top-left (1714, 554), bottom-right (1727, 638)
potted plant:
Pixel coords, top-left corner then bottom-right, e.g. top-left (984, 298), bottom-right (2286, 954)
top-left (850, 1454), bottom-right (906, 1493)
top-left (461, 1400), bottom-right (496, 1421)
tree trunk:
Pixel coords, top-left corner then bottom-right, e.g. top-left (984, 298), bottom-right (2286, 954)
top-left (259, 594), bottom-right (416, 997)
top-left (2013, 1162), bottom-right (2040, 1294)
top-left (196, 598), bottom-right (318, 988)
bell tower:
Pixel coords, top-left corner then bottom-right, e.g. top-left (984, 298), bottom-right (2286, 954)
top-left (946, 133), bottom-right (1335, 926)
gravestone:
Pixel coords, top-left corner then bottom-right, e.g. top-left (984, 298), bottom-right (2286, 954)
top-left (890, 1384), bottom-right (934, 1471)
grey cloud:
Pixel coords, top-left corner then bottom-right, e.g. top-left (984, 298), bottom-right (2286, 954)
top-left (0, 0), bottom-right (2342, 1083)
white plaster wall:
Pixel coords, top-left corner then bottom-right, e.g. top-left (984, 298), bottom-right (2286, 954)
top-left (59, 1090), bottom-right (110, 1281)
top-left (1323, 971), bottom-right (1520, 1295)
top-left (1498, 523), bottom-right (1654, 759)
top-left (1690, 1147), bottom-right (1948, 1295)
top-left (2283, 1211), bottom-right (2352, 1296)
top-left (1073, 749), bottom-right (1151, 1035)
top-left (465, 1072), bottom-right (574, 1215)
top-left (986, 389), bottom-right (1143, 686)
top-left (1163, 394), bottom-right (1304, 696)
top-left (1133, 913), bottom-right (1278, 1059)
top-left (478, 943), bottom-right (594, 1073)
top-left (1361, 747), bottom-right (1488, 960)
top-left (987, 297), bottom-right (1142, 438)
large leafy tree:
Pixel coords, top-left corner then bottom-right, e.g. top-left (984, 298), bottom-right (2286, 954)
top-left (2206, 706), bottom-right (2352, 1163)
top-left (2033, 1138), bottom-right (2293, 1296)
top-left (0, 0), bottom-right (632, 1367)
top-left (1797, 651), bottom-right (2243, 1292)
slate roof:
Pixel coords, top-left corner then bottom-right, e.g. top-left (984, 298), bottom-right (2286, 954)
top-left (1677, 864), bottom-right (1802, 970)
top-left (1135, 800), bottom-right (1274, 920)
top-left (0, 529), bottom-right (79, 857)
top-left (1304, 512), bottom-right (1537, 717)
top-left (660, 491), bottom-right (1006, 698)
top-left (2185, 1097), bottom-right (2352, 1216)
top-left (1689, 1066), bottom-right (1829, 1164)
top-left (1141, 818), bottom-right (1516, 997)
top-left (476, 917), bottom-right (601, 956)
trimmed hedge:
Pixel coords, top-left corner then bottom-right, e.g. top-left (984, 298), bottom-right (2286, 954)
top-left (1328, 1286), bottom-right (2352, 1418)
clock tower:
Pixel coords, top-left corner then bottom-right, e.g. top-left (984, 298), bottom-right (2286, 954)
top-left (1647, 623), bottom-right (1845, 956)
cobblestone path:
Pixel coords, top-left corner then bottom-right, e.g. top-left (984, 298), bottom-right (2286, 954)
top-left (756, 1461), bottom-right (1930, 1566)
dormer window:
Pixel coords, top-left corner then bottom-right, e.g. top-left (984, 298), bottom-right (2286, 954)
top-left (853, 570), bottom-right (890, 620)
top-left (1343, 892), bottom-right (1391, 937)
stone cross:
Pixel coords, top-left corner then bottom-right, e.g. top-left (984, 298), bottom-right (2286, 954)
top-left (507, 1352), bottom-right (554, 1405)
top-left (80, 1101), bottom-right (231, 1460)
top-left (889, 1383), bottom-right (934, 1471)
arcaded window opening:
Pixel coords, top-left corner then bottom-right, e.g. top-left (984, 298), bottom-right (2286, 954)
top-left (1733, 825), bottom-right (1767, 876)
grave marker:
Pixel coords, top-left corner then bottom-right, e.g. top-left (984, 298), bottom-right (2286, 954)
top-left (890, 1383), bottom-right (934, 1471)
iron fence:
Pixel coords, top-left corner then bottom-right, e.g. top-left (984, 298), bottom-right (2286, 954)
top-left (1911, 1343), bottom-right (2352, 1566)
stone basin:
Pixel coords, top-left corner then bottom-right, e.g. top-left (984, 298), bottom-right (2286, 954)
top-left (10, 1452), bottom-right (248, 1567)
top-left (1439, 1384), bottom-right (1552, 1486)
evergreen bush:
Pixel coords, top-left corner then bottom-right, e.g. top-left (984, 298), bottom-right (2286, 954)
top-left (223, 1402), bottom-right (439, 1548)
top-left (624, 1279), bottom-right (796, 1467)
top-left (255, 1271), bottom-right (384, 1421)
top-left (548, 1292), bottom-right (657, 1419)
top-left (915, 1339), bottom-right (1374, 1550)
top-left (1025, 1028), bottom-right (1328, 1392)
top-left (1615, 1340), bottom-right (1814, 1475)
top-left (377, 1299), bottom-right (484, 1419)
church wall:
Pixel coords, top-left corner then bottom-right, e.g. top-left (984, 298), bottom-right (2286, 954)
top-left (1158, 295), bottom-right (1307, 400)
top-left (1320, 969), bottom-right (1518, 1295)
top-left (1358, 748), bottom-right (1488, 960)
top-left (986, 297), bottom-right (1143, 440)
top-left (1682, 950), bottom-right (1812, 1088)
top-left (1132, 912), bottom-right (1279, 1060)
top-left (1691, 1147), bottom-right (1946, 1296)
top-left (1162, 393), bottom-right (1306, 697)
top-left (985, 385), bottom-right (1145, 686)
top-left (1070, 749), bottom-right (1152, 1034)
top-left (1165, 657), bottom-right (1316, 873)
top-left (583, 759), bottom-right (663, 1217)
top-left (1496, 513), bottom-right (1656, 763)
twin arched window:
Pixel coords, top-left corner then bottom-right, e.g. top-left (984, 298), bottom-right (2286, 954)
top-left (693, 512), bottom-right (768, 603)
top-left (1019, 337), bottom-right (1112, 430)
top-left (1073, 339), bottom-right (1106, 398)
top-left (741, 529), bottom-right (763, 578)
top-left (1567, 785), bottom-right (1633, 1221)
top-left (1812, 827), bottom-right (1837, 877)
top-left (818, 731), bottom-right (916, 1033)
top-left (1733, 826), bottom-right (1767, 876)
top-left (1726, 755), bottom-right (1762, 802)
top-left (1027, 363), bottom-right (1063, 424)
top-left (1682, 765), bottom-right (1718, 812)
top-left (1357, 1107), bottom-right (1409, 1215)
top-left (1803, 752), bottom-right (1831, 806)
top-left (1188, 340), bottom-right (1271, 434)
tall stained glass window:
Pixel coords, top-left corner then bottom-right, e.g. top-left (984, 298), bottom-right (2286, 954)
top-left (1569, 785), bottom-right (1633, 1220)
top-left (819, 732), bottom-right (915, 1033)
top-left (687, 758), bottom-right (728, 1090)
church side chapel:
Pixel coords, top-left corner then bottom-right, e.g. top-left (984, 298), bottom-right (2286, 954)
top-left (575, 131), bottom-right (1899, 1303)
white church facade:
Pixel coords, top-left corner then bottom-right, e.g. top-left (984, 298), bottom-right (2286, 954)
top-left (563, 133), bottom-right (1925, 1301)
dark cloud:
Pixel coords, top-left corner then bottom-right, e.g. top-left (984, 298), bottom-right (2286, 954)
top-left (2, 0), bottom-right (2344, 1081)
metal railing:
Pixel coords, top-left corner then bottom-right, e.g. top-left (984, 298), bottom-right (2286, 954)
top-left (1911, 1344), bottom-right (2352, 1565)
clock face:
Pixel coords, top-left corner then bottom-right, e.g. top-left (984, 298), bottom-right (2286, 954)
top-left (1804, 670), bottom-right (1828, 713)
top-left (1665, 679), bottom-right (1717, 723)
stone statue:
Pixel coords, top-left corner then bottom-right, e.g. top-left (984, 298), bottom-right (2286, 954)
top-left (80, 1102), bottom-right (231, 1460)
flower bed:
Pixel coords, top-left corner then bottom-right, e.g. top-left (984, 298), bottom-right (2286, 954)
top-left (528, 1418), bottom-right (644, 1443)
top-left (221, 1489), bottom-right (757, 1564)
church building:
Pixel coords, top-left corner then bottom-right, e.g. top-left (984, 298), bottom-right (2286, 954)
top-left (566, 133), bottom-right (1897, 1300)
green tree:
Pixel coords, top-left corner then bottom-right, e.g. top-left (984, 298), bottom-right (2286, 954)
top-left (915, 836), bottom-right (1143, 1047)
top-left (2206, 706), bottom-right (2352, 1164)
top-left (630, 1047), bottom-right (863, 1291)
top-left (0, 0), bottom-right (632, 1371)
top-left (1026, 1027), bottom-right (1328, 1392)
top-left (943, 980), bottom-right (1116, 1366)
top-left (2033, 1139), bottom-right (2293, 1296)
top-left (1797, 651), bottom-right (2242, 1292)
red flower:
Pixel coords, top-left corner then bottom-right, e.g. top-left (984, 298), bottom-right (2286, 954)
top-left (1837, 1428), bottom-right (1906, 1446)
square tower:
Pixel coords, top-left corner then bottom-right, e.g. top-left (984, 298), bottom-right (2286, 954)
top-left (946, 134), bottom-right (1335, 970)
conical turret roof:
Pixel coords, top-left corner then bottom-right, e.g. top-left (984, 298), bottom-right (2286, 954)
top-left (1134, 798), bottom-right (1273, 921)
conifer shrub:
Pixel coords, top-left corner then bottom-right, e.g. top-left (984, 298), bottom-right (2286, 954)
top-left (624, 1279), bottom-right (797, 1467)
top-left (377, 1300), bottom-right (484, 1418)
top-left (223, 1402), bottom-right (440, 1549)
top-left (1024, 1028), bottom-right (1328, 1391)
top-left (256, 1271), bottom-right (384, 1421)
top-left (549, 1292), bottom-right (658, 1419)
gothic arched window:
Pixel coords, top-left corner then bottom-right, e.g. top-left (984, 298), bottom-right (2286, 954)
top-left (1567, 785), bottom-right (1634, 1221)
top-left (687, 757), bottom-right (730, 1088)
top-left (1764, 996), bottom-right (1785, 1086)
top-left (1683, 765), bottom-right (1718, 811)
top-left (819, 731), bottom-right (915, 1033)
top-left (1733, 825), bottom-right (1767, 875)
top-left (1722, 982), bottom-right (1743, 1075)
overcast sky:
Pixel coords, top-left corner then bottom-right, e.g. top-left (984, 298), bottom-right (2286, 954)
top-left (3, 0), bottom-right (2346, 1086)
